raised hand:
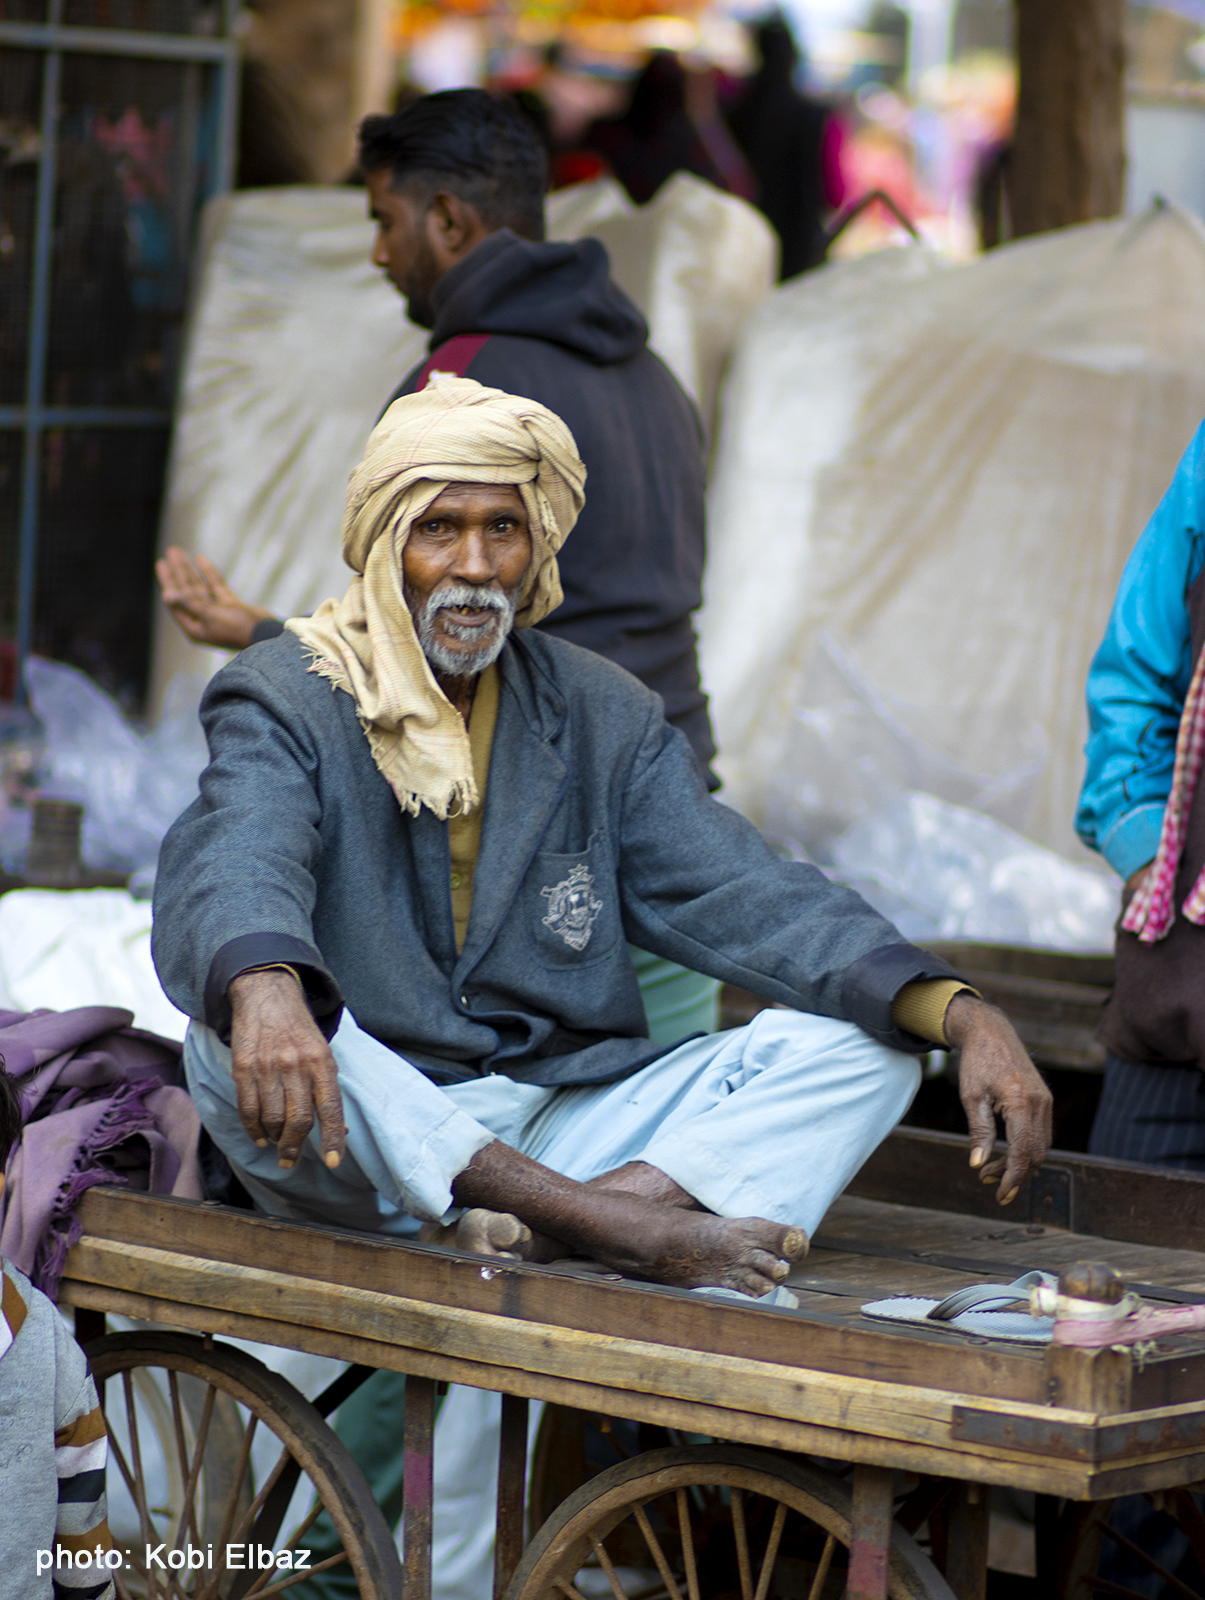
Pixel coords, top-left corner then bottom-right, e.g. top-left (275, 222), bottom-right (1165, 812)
top-left (156, 546), bottom-right (275, 651)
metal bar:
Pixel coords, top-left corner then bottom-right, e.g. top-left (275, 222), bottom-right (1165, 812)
top-left (213, 50), bottom-right (240, 195)
top-left (0, 408), bottom-right (172, 427)
top-left (943, 1482), bottom-right (989, 1600)
top-left (846, 1464), bottom-right (893, 1600)
top-left (73, 1306), bottom-right (106, 1347)
top-left (403, 1375), bottom-right (437, 1600)
top-left (15, 43), bottom-right (60, 708)
top-left (1032, 1495), bottom-right (1061, 1600)
top-left (311, 1363), bottom-right (375, 1420)
top-left (0, 21), bottom-right (236, 59)
top-left (493, 1393), bottom-right (529, 1600)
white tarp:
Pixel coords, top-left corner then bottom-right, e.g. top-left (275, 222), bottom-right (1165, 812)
top-left (0, 889), bottom-right (188, 1040)
top-left (152, 175), bottom-right (776, 705)
top-left (701, 203), bottom-right (1205, 870)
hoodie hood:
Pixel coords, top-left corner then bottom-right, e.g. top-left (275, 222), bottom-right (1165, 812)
top-left (427, 230), bottom-right (648, 366)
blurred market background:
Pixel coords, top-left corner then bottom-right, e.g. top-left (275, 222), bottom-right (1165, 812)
top-left (6, 0), bottom-right (1205, 1157)
top-left (7, 0), bottom-right (1205, 719)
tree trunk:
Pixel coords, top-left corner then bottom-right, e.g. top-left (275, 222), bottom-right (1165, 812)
top-left (1009, 0), bottom-right (1126, 237)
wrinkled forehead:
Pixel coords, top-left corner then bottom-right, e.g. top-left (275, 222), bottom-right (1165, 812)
top-left (420, 480), bottom-right (530, 517)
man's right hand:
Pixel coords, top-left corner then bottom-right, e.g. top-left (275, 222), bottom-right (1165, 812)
top-left (156, 546), bottom-right (275, 651)
top-left (229, 968), bottom-right (346, 1170)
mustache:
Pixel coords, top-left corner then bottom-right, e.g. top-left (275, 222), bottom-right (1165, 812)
top-left (418, 584), bottom-right (514, 641)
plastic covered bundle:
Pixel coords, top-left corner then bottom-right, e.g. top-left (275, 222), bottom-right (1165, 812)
top-left (153, 177), bottom-right (776, 704)
top-left (829, 794), bottom-right (1119, 950)
top-left (15, 657), bottom-right (207, 875)
top-left (702, 203), bottom-right (1205, 868)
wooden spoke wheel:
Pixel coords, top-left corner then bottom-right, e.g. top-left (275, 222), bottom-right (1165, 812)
top-left (1058, 1492), bottom-right (1205, 1600)
top-left (86, 1331), bottom-right (403, 1600)
top-left (507, 1444), bottom-right (956, 1600)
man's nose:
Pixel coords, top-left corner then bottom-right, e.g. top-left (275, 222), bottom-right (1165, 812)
top-left (451, 533), bottom-right (497, 584)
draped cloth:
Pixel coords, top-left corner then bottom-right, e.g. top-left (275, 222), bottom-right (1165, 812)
top-left (1121, 640), bottom-right (1205, 943)
top-left (286, 379), bottom-right (586, 820)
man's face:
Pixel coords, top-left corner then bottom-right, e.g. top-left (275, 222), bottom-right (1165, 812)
top-left (403, 482), bottom-right (532, 677)
top-left (367, 169), bottom-right (443, 328)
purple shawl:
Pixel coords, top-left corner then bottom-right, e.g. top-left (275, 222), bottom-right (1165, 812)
top-left (0, 1006), bottom-right (202, 1298)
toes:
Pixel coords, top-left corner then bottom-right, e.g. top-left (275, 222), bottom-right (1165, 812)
top-left (487, 1214), bottom-right (532, 1252)
top-left (780, 1227), bottom-right (808, 1261)
top-left (456, 1209), bottom-right (533, 1258)
top-left (730, 1265), bottom-right (777, 1298)
top-left (744, 1247), bottom-right (791, 1282)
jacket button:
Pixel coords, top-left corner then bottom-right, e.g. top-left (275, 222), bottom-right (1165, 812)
top-left (461, 994), bottom-right (470, 1007)
top-left (450, 873), bottom-right (462, 889)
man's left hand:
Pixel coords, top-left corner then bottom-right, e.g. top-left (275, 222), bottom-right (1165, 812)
top-left (945, 992), bottom-right (1053, 1204)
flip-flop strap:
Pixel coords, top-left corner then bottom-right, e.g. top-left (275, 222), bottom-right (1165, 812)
top-left (926, 1271), bottom-right (1057, 1321)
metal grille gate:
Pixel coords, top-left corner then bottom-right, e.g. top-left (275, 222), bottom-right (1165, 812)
top-left (1, 0), bottom-right (238, 707)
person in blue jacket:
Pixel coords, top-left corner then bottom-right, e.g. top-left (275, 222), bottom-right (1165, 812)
top-left (1077, 421), bottom-right (1205, 1166)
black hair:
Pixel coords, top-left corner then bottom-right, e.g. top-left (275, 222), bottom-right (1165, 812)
top-left (358, 89), bottom-right (548, 242)
top-left (0, 1064), bottom-right (22, 1175)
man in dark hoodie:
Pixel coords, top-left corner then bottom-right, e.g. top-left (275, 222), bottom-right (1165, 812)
top-left (160, 88), bottom-right (715, 782)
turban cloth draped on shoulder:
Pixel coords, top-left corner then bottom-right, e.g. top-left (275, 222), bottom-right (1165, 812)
top-left (286, 379), bottom-right (586, 820)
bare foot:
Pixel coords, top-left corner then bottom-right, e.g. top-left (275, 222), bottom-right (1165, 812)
top-left (418, 1209), bottom-right (532, 1259)
top-left (452, 1143), bottom-right (808, 1297)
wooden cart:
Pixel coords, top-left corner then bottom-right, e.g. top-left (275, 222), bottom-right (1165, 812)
top-left (53, 1122), bottom-right (1205, 1600)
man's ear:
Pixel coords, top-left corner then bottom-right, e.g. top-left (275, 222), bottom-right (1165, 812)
top-left (425, 191), bottom-right (492, 270)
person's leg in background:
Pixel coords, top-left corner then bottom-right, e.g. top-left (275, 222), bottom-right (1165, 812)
top-left (1089, 1053), bottom-right (1205, 1169)
top-left (1088, 1053), bottom-right (1205, 1596)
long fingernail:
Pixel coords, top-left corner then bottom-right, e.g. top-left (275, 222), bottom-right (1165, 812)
top-left (324, 1151), bottom-right (341, 1169)
top-left (279, 1159), bottom-right (294, 1170)
top-left (255, 1139), bottom-right (268, 1148)
top-left (1000, 1187), bottom-right (1018, 1205)
top-left (970, 1147), bottom-right (985, 1168)
top-left (783, 1228), bottom-right (806, 1257)
top-left (774, 1262), bottom-right (789, 1279)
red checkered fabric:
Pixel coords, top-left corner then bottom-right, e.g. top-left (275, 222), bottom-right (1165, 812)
top-left (1122, 644), bottom-right (1205, 943)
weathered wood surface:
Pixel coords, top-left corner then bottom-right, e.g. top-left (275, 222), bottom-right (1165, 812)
top-left (60, 1137), bottom-right (1205, 1498)
top-left (849, 1127), bottom-right (1205, 1254)
top-left (70, 1187), bottom-right (1052, 1403)
top-left (57, 1234), bottom-right (1205, 1501)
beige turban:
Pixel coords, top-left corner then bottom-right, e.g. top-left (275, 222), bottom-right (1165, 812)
top-left (286, 378), bottom-right (586, 819)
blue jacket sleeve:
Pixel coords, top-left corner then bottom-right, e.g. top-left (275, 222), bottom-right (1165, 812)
top-left (1075, 423), bottom-right (1205, 879)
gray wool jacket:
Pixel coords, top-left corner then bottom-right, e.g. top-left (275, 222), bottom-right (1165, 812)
top-left (152, 629), bottom-right (955, 1087)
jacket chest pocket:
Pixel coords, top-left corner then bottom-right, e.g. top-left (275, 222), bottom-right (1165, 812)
top-left (527, 836), bottom-right (621, 968)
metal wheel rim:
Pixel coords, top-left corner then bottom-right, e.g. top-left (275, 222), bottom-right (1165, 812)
top-left (507, 1444), bottom-right (956, 1600)
top-left (86, 1330), bottom-right (402, 1600)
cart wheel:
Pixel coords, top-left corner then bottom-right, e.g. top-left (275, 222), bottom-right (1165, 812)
top-left (1058, 1493), bottom-right (1205, 1600)
top-left (507, 1443), bottom-right (956, 1600)
top-left (86, 1330), bottom-right (403, 1600)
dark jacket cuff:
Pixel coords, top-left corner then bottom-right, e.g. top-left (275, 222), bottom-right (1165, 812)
top-left (250, 617), bottom-right (286, 645)
top-left (841, 942), bottom-right (962, 1053)
top-left (205, 933), bottom-right (343, 1044)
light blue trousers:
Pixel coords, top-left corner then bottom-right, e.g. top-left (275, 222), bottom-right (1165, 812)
top-left (184, 1007), bottom-right (921, 1242)
top-left (185, 1007), bottom-right (919, 1600)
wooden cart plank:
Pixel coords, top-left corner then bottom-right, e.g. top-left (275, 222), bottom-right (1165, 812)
top-left (72, 1189), bottom-right (1051, 1402)
top-left (62, 1237), bottom-right (1042, 1447)
top-left (54, 1280), bottom-right (1108, 1499)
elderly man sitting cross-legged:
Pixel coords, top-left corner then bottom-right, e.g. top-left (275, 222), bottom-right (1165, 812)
top-left (152, 380), bottom-right (1052, 1289)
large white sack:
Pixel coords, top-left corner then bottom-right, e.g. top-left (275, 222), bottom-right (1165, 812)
top-left (0, 889), bottom-right (188, 1041)
top-left (701, 203), bottom-right (1205, 864)
top-left (152, 176), bottom-right (775, 704)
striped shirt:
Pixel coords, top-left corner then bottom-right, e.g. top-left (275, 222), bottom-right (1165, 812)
top-left (0, 1258), bottom-right (115, 1600)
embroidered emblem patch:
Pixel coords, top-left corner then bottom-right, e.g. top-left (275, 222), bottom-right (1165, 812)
top-left (540, 863), bottom-right (604, 952)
